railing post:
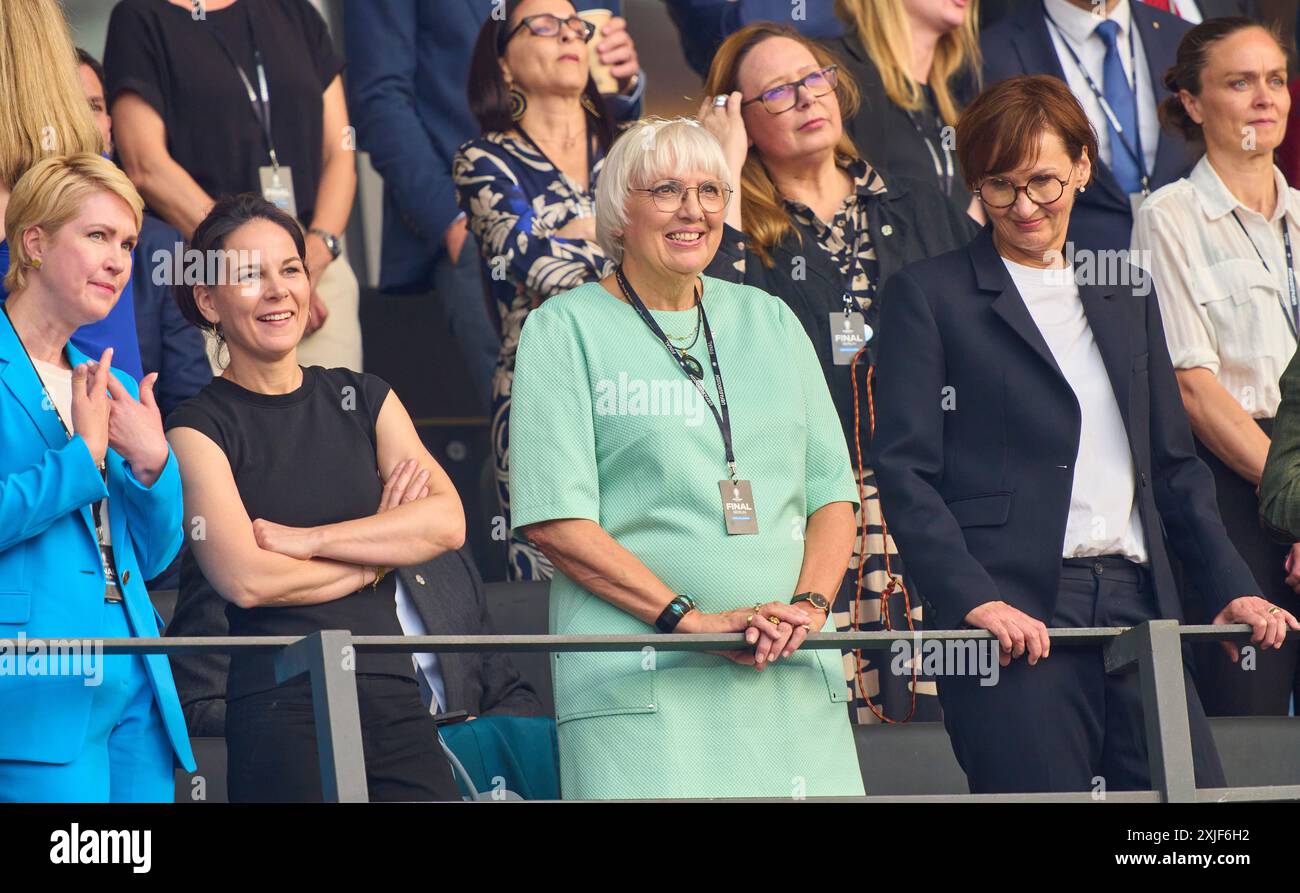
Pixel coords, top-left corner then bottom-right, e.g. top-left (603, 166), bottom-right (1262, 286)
top-left (1104, 620), bottom-right (1197, 803)
top-left (275, 630), bottom-right (369, 803)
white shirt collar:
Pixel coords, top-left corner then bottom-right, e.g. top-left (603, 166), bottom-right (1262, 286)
top-left (1043, 0), bottom-right (1133, 46)
top-left (1189, 154), bottom-right (1297, 226)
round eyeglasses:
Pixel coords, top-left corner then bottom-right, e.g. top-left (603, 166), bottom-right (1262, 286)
top-left (740, 66), bottom-right (838, 115)
top-left (498, 14), bottom-right (596, 53)
top-left (975, 168), bottom-right (1075, 209)
top-left (632, 180), bottom-right (733, 213)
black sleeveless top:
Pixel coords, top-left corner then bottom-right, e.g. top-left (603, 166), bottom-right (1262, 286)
top-left (167, 366), bottom-right (414, 698)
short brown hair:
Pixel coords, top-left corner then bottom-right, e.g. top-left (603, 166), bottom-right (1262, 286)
top-left (1160, 18), bottom-right (1285, 143)
top-left (956, 75), bottom-right (1097, 190)
top-left (5, 153), bottom-right (142, 294)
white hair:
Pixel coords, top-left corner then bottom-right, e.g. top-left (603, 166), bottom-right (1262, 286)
top-left (595, 117), bottom-right (732, 265)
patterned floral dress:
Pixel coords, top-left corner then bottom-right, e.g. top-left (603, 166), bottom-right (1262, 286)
top-left (453, 131), bottom-right (613, 581)
top-left (713, 157), bottom-right (942, 724)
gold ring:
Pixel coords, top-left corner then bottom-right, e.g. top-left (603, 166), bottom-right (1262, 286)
top-left (800, 624), bottom-right (811, 632)
top-left (745, 613), bottom-right (754, 627)
top-left (1268, 606), bottom-right (1282, 615)
top-left (768, 615), bottom-right (781, 626)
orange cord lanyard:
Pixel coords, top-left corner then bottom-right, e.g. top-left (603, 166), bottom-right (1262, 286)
top-left (849, 346), bottom-right (918, 723)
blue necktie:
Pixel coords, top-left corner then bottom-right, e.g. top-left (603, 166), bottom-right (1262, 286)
top-left (1094, 19), bottom-right (1143, 194)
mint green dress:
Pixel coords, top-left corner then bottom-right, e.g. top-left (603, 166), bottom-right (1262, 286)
top-left (509, 277), bottom-right (865, 799)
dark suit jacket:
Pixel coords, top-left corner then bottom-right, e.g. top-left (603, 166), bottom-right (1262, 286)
top-left (342, 0), bottom-right (640, 293)
top-left (829, 35), bottom-right (977, 218)
top-left (871, 227), bottom-right (1258, 632)
top-left (706, 176), bottom-right (977, 452)
top-left (168, 548), bottom-right (542, 737)
top-left (981, 1), bottom-right (1199, 254)
top-left (1199, 0), bottom-right (1259, 19)
top-left (134, 214), bottom-right (212, 420)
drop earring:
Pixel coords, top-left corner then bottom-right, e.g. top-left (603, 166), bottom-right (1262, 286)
top-left (510, 87), bottom-right (527, 121)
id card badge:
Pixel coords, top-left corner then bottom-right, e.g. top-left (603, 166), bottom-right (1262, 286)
top-left (1129, 192), bottom-right (1147, 218)
top-left (830, 311), bottom-right (871, 366)
top-left (719, 479), bottom-right (759, 535)
top-left (259, 165), bottom-right (297, 218)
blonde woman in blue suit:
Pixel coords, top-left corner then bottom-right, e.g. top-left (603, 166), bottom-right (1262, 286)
top-left (0, 154), bottom-right (195, 802)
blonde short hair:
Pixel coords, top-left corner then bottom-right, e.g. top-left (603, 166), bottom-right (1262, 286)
top-left (5, 153), bottom-right (144, 294)
top-left (595, 117), bottom-right (731, 265)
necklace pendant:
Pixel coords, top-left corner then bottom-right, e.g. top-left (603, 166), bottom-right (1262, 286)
top-left (681, 353), bottom-right (705, 379)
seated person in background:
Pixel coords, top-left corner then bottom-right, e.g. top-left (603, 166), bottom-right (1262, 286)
top-left (166, 194), bottom-right (466, 802)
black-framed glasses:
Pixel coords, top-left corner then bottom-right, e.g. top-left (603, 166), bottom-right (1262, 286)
top-left (498, 13), bottom-right (596, 53)
top-left (975, 167), bottom-right (1075, 209)
top-left (741, 65), bottom-right (838, 114)
top-left (632, 180), bottom-right (733, 213)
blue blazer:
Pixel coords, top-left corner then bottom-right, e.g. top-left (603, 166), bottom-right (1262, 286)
top-left (0, 309), bottom-right (195, 770)
top-left (343, 0), bottom-right (641, 293)
top-left (981, 1), bottom-right (1199, 255)
top-left (871, 227), bottom-right (1259, 632)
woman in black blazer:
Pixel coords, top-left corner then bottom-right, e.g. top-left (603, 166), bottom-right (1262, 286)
top-left (827, 0), bottom-right (982, 219)
top-left (872, 75), bottom-right (1292, 794)
top-left (697, 22), bottom-right (976, 724)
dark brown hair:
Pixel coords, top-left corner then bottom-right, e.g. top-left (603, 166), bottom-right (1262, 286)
top-left (1160, 17), bottom-right (1285, 143)
top-left (174, 193), bottom-right (307, 332)
top-left (956, 75), bottom-right (1098, 189)
top-left (466, 0), bottom-right (614, 153)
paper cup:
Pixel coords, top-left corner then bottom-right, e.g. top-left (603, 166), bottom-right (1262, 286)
top-left (581, 8), bottom-right (619, 94)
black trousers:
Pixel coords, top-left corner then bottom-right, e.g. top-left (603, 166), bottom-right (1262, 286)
top-left (1188, 423), bottom-right (1300, 716)
top-left (938, 558), bottom-right (1226, 794)
top-left (226, 674), bottom-right (460, 802)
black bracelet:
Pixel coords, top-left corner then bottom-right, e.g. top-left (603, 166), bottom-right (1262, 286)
top-left (655, 594), bottom-right (698, 633)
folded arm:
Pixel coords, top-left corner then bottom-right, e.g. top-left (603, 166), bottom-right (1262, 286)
top-left (168, 426), bottom-right (373, 609)
top-left (267, 390), bottom-right (466, 567)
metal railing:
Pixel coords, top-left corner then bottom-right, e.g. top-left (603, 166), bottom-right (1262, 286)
top-left (8, 622), bottom-right (1299, 803)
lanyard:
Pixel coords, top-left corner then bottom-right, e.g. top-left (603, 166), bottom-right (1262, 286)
top-left (0, 304), bottom-right (110, 543)
top-left (1231, 210), bottom-right (1300, 342)
top-left (904, 104), bottom-right (954, 197)
top-left (206, 5), bottom-right (280, 169)
top-left (615, 267), bottom-right (739, 480)
top-left (1043, 3), bottom-right (1150, 194)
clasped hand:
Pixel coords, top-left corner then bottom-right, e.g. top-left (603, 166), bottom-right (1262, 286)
top-left (70, 348), bottom-right (169, 486)
top-left (681, 601), bottom-right (823, 670)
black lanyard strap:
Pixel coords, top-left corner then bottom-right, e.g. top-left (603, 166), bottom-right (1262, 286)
top-left (1043, 3), bottom-right (1149, 193)
top-left (1231, 210), bottom-right (1299, 342)
top-left (615, 268), bottom-right (738, 479)
top-left (206, 5), bottom-right (279, 168)
top-left (904, 105), bottom-right (954, 196)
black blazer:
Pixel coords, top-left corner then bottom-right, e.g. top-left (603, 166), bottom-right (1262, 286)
top-left (870, 227), bottom-right (1258, 631)
top-left (168, 548), bottom-right (542, 737)
top-left (707, 176), bottom-right (977, 450)
top-left (827, 34), bottom-right (975, 218)
top-left (981, 1), bottom-right (1200, 254)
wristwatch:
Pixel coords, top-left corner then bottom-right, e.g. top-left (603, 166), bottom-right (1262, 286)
top-left (309, 227), bottom-right (342, 260)
top-left (791, 592), bottom-right (830, 614)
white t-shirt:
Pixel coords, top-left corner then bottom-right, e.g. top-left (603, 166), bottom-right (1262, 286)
top-left (1002, 259), bottom-right (1148, 564)
top-left (31, 357), bottom-right (112, 549)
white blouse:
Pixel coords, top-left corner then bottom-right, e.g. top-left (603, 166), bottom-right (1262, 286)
top-left (1132, 155), bottom-right (1300, 419)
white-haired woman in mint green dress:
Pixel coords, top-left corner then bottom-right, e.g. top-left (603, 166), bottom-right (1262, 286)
top-left (509, 117), bottom-right (865, 799)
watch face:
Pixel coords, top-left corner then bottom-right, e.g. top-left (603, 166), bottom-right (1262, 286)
top-left (810, 594), bottom-right (829, 611)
